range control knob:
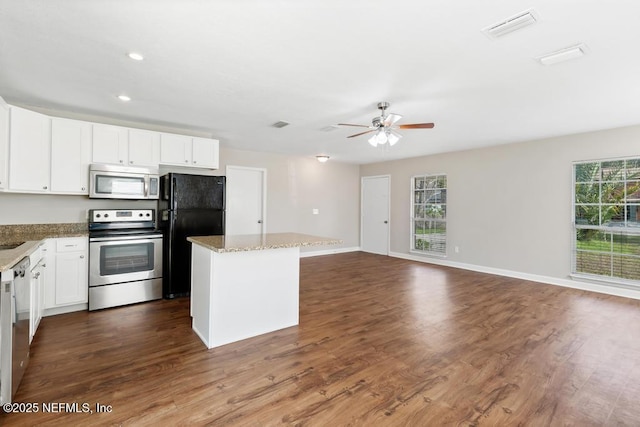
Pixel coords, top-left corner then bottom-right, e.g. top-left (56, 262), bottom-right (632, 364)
top-left (139, 213), bottom-right (143, 217)
top-left (146, 213), bottom-right (151, 217)
top-left (96, 214), bottom-right (101, 218)
top-left (104, 214), bottom-right (109, 218)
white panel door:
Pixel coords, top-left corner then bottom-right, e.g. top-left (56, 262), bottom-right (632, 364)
top-left (361, 175), bottom-right (390, 255)
top-left (226, 166), bottom-right (266, 235)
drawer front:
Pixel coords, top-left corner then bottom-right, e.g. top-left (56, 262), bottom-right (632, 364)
top-left (55, 237), bottom-right (87, 253)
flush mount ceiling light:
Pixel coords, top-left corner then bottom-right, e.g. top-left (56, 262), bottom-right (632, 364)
top-left (316, 155), bottom-right (330, 163)
top-left (128, 52), bottom-right (144, 61)
top-left (482, 8), bottom-right (540, 39)
top-left (118, 95), bottom-right (131, 102)
top-left (536, 43), bottom-right (588, 65)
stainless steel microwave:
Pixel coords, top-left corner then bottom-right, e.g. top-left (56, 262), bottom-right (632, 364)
top-left (89, 164), bottom-right (159, 200)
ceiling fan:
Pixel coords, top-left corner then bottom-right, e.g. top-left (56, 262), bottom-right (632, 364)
top-left (339, 102), bottom-right (434, 147)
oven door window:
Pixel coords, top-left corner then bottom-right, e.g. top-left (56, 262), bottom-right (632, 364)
top-left (96, 175), bottom-right (145, 196)
top-left (99, 242), bottom-right (155, 276)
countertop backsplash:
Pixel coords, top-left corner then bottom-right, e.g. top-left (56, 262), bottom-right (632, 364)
top-left (0, 222), bottom-right (88, 245)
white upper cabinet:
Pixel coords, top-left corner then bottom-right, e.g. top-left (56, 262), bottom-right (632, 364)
top-left (192, 137), bottom-right (219, 169)
top-left (128, 128), bottom-right (160, 167)
top-left (92, 124), bottom-right (160, 167)
top-left (8, 106), bottom-right (51, 192)
top-left (0, 102), bottom-right (9, 190)
top-left (51, 118), bottom-right (91, 194)
top-left (160, 133), bottom-right (219, 169)
top-left (92, 124), bottom-right (129, 165)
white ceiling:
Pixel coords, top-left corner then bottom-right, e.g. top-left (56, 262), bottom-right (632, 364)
top-left (2, 1), bottom-right (640, 164)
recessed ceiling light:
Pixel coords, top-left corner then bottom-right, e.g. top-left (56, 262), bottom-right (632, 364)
top-left (118, 95), bottom-right (131, 102)
top-left (536, 44), bottom-right (588, 65)
top-left (128, 52), bottom-right (144, 61)
top-left (316, 155), bottom-right (330, 163)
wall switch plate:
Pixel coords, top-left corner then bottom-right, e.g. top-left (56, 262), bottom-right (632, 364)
top-left (454, 246), bottom-right (459, 253)
top-left (312, 209), bottom-right (319, 215)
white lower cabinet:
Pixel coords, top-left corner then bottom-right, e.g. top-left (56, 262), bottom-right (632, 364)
top-left (44, 237), bottom-right (88, 313)
top-left (29, 241), bottom-right (49, 342)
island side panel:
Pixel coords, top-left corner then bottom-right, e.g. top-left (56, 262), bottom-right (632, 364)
top-left (210, 247), bottom-right (300, 348)
top-left (191, 243), bottom-right (214, 347)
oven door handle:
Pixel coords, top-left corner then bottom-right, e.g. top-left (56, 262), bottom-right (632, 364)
top-left (90, 235), bottom-right (163, 243)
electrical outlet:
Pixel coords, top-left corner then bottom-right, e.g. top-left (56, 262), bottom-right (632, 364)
top-left (312, 209), bottom-right (319, 215)
top-left (454, 246), bottom-right (459, 253)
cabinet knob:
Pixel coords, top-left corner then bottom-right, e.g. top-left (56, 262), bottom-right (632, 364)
top-left (43, 185), bottom-right (48, 190)
top-left (81, 187), bottom-right (86, 191)
top-left (185, 160), bottom-right (189, 163)
top-left (33, 272), bottom-right (41, 279)
top-left (129, 161), bottom-right (133, 164)
top-left (119, 160), bottom-right (124, 164)
top-left (193, 160), bottom-right (197, 164)
top-left (80, 255), bottom-right (84, 259)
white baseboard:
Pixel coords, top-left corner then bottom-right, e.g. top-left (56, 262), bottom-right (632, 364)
top-left (43, 303), bottom-right (88, 317)
top-left (300, 246), bottom-right (361, 258)
top-left (389, 251), bottom-right (640, 301)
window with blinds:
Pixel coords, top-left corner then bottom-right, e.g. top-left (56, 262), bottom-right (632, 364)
top-left (573, 158), bottom-right (640, 283)
top-left (411, 174), bottom-right (447, 256)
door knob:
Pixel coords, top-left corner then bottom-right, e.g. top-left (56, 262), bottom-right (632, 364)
top-left (384, 220), bottom-right (388, 224)
top-left (258, 220), bottom-right (262, 224)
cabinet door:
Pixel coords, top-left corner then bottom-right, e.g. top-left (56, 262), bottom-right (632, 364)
top-left (192, 137), bottom-right (219, 169)
top-left (30, 262), bottom-right (45, 342)
top-left (55, 251), bottom-right (88, 305)
top-left (160, 133), bottom-right (191, 166)
top-left (128, 129), bottom-right (160, 167)
top-left (51, 118), bottom-right (91, 194)
top-left (8, 106), bottom-right (51, 191)
top-left (92, 124), bottom-right (128, 165)
top-left (0, 102), bottom-right (9, 189)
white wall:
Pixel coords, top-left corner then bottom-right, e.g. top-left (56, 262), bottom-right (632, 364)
top-left (219, 147), bottom-right (360, 251)
top-left (360, 124), bottom-right (640, 290)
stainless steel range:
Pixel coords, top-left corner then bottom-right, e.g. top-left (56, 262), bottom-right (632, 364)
top-left (88, 209), bottom-right (162, 311)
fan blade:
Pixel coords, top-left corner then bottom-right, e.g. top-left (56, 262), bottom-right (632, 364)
top-left (338, 123), bottom-right (370, 128)
top-left (383, 113), bottom-right (402, 127)
top-left (347, 129), bottom-right (376, 138)
top-left (398, 123), bottom-right (435, 129)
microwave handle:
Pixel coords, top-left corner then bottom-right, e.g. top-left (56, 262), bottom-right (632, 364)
top-left (144, 176), bottom-right (149, 198)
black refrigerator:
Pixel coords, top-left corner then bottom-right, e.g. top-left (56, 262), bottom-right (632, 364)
top-left (158, 173), bottom-right (225, 298)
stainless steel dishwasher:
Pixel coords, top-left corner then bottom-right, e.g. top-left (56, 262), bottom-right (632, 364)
top-left (0, 256), bottom-right (30, 404)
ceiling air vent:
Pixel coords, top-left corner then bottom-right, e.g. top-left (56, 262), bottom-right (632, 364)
top-left (272, 121), bottom-right (290, 128)
top-left (482, 9), bottom-right (539, 39)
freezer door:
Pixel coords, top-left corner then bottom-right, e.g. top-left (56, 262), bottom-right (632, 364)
top-left (171, 174), bottom-right (225, 210)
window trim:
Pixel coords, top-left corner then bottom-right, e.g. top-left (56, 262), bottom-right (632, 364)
top-left (410, 173), bottom-right (447, 257)
top-left (572, 156), bottom-right (640, 286)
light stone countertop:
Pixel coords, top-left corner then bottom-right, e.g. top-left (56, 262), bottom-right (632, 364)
top-left (187, 232), bottom-right (342, 253)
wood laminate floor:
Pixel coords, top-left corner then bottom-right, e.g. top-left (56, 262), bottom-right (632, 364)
top-left (2, 252), bottom-right (640, 426)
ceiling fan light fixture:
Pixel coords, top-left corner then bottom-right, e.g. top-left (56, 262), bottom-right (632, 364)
top-left (368, 134), bottom-right (379, 147)
top-left (387, 130), bottom-right (402, 146)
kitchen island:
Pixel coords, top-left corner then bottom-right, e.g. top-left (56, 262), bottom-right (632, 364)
top-left (187, 233), bottom-right (342, 349)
